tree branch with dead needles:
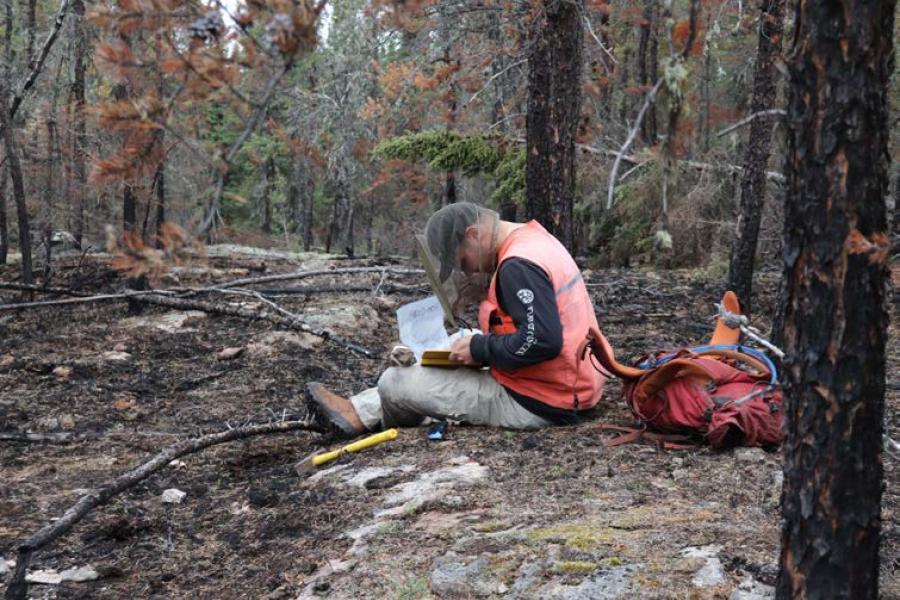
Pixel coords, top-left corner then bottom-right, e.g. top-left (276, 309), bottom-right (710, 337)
top-left (4, 418), bottom-right (322, 600)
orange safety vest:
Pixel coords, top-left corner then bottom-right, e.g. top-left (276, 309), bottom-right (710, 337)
top-left (478, 221), bottom-right (605, 411)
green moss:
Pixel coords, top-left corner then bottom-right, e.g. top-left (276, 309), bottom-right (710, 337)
top-left (554, 561), bottom-right (598, 574)
top-left (526, 523), bottom-right (615, 550)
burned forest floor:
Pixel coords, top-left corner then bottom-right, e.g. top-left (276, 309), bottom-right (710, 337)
top-left (1, 247), bottom-right (898, 599)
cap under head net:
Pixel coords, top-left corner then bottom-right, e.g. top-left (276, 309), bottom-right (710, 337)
top-left (419, 202), bottom-right (499, 319)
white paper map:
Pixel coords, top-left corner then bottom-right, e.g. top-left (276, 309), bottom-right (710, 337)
top-left (396, 295), bottom-right (450, 360)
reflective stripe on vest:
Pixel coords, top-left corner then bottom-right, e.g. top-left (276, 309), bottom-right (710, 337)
top-left (478, 221), bottom-right (605, 411)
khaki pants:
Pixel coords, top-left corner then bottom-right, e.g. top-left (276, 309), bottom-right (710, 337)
top-left (350, 365), bottom-right (552, 430)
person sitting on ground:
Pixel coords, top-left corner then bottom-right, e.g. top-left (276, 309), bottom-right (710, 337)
top-left (307, 202), bottom-right (606, 434)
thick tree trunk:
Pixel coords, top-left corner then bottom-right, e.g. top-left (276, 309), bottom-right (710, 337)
top-left (776, 0), bottom-right (894, 597)
top-left (726, 0), bottom-right (785, 316)
top-left (71, 0), bottom-right (87, 247)
top-left (525, 0), bottom-right (584, 251)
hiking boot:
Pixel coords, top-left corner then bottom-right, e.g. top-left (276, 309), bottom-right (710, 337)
top-left (307, 382), bottom-right (366, 436)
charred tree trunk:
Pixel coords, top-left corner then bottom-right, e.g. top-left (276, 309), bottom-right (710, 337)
top-left (699, 12), bottom-right (712, 152)
top-left (438, 16), bottom-right (458, 208)
top-left (525, 0), bottom-right (584, 251)
top-left (260, 156), bottom-right (275, 233)
top-left (43, 113), bottom-right (58, 282)
top-left (776, 0), bottom-right (894, 597)
top-left (71, 0), bottom-right (87, 247)
top-left (25, 0), bottom-right (36, 67)
top-left (618, 43), bottom-right (631, 129)
top-left (122, 183), bottom-right (136, 233)
top-left (288, 153), bottom-right (313, 247)
top-left (637, 0), bottom-right (658, 145)
top-left (1, 107), bottom-right (34, 284)
top-left (726, 0), bottom-right (785, 316)
top-left (153, 161), bottom-right (166, 244)
top-left (0, 161), bottom-right (7, 265)
top-left (111, 78), bottom-right (137, 234)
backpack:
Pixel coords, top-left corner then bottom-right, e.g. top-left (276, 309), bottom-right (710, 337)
top-left (578, 292), bottom-right (785, 449)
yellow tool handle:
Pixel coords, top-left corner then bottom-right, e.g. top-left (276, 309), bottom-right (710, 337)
top-left (311, 428), bottom-right (398, 467)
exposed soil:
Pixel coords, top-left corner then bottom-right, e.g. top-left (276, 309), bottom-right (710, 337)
top-left (0, 252), bottom-right (896, 599)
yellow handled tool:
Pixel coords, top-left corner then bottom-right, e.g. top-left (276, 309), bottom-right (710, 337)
top-left (295, 429), bottom-right (399, 477)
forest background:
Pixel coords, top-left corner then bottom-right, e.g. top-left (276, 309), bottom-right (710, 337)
top-left (3, 0), bottom-right (894, 302)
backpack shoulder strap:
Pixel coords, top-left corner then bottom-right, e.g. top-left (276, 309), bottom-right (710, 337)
top-left (631, 358), bottom-right (717, 403)
top-left (579, 326), bottom-right (647, 379)
top-left (695, 348), bottom-right (771, 381)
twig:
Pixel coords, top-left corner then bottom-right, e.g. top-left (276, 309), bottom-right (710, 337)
top-left (583, 16), bottom-right (617, 72)
top-left (717, 108), bottom-right (786, 138)
top-left (462, 59), bottom-right (526, 109)
top-left (619, 161), bottom-right (651, 183)
top-left (4, 418), bottom-right (320, 600)
top-left (606, 79), bottom-right (664, 209)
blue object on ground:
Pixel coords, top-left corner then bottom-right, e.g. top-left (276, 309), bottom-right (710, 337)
top-left (427, 421), bottom-right (447, 441)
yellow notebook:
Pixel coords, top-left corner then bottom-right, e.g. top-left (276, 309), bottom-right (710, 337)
top-left (420, 350), bottom-right (465, 368)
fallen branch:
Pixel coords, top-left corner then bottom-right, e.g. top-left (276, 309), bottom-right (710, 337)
top-left (0, 290), bottom-right (177, 311)
top-left (251, 284), bottom-right (425, 296)
top-left (0, 282), bottom-right (90, 296)
top-left (135, 293), bottom-right (376, 357)
top-left (0, 431), bottom-right (76, 444)
top-left (197, 266), bottom-right (424, 292)
top-left (4, 418), bottom-right (321, 600)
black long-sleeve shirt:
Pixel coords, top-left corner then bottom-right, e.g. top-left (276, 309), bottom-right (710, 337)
top-left (469, 258), bottom-right (583, 424)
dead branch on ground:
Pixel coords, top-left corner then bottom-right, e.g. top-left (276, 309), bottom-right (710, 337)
top-left (195, 266), bottom-right (424, 291)
top-left (0, 290), bottom-right (178, 311)
top-left (135, 293), bottom-right (375, 357)
top-left (0, 282), bottom-right (91, 296)
top-left (249, 284), bottom-right (425, 296)
top-left (4, 418), bottom-right (321, 600)
top-left (0, 431), bottom-right (77, 443)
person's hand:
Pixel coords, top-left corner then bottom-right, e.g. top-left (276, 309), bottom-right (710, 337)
top-left (449, 334), bottom-right (481, 366)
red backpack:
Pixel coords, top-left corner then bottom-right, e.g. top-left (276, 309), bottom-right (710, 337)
top-left (579, 292), bottom-right (785, 449)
